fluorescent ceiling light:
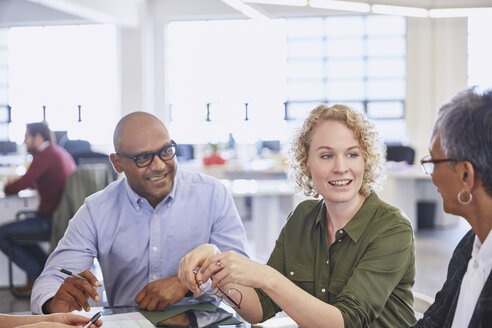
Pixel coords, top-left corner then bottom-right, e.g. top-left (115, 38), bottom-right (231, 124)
top-left (372, 4), bottom-right (428, 17)
top-left (310, 0), bottom-right (370, 13)
top-left (222, 0), bottom-right (270, 20)
top-left (429, 7), bottom-right (492, 18)
top-left (243, 0), bottom-right (307, 6)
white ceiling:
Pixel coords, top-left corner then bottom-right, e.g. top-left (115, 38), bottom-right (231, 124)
top-left (1, 0), bottom-right (492, 27)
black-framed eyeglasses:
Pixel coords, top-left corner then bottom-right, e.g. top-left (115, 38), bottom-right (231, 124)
top-left (420, 155), bottom-right (457, 175)
top-left (194, 271), bottom-right (242, 309)
top-left (117, 140), bottom-right (177, 168)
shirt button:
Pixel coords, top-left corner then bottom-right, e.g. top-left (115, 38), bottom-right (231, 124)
top-left (326, 260), bottom-right (329, 264)
top-left (136, 206), bottom-right (140, 210)
top-left (321, 288), bottom-right (326, 293)
top-left (338, 239), bottom-right (341, 243)
top-left (290, 271), bottom-right (294, 276)
top-left (168, 203), bottom-right (171, 208)
top-left (153, 214), bottom-right (157, 219)
top-left (152, 274), bottom-right (157, 280)
top-left (339, 230), bottom-right (344, 234)
top-left (153, 246), bottom-right (158, 252)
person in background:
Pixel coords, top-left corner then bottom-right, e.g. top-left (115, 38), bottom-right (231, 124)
top-left (179, 104), bottom-right (416, 327)
top-left (31, 111), bottom-right (248, 315)
top-left (413, 88), bottom-right (492, 327)
top-left (0, 122), bottom-right (76, 295)
top-left (0, 312), bottom-right (101, 328)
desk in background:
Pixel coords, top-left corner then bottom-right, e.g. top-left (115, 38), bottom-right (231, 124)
top-left (379, 164), bottom-right (461, 232)
top-left (222, 179), bottom-right (303, 261)
top-left (0, 166), bottom-right (40, 288)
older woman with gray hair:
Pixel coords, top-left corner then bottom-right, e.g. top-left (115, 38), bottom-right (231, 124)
top-left (414, 87), bottom-right (492, 327)
top-left (179, 104), bottom-right (416, 327)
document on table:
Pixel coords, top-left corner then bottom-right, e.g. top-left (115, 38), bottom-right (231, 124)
top-left (99, 311), bottom-right (154, 328)
top-left (72, 307), bottom-right (153, 328)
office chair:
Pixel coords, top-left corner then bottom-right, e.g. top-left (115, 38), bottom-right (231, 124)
top-left (50, 163), bottom-right (114, 252)
top-left (413, 291), bottom-right (434, 314)
top-left (256, 140), bottom-right (281, 156)
top-left (62, 139), bottom-right (91, 155)
top-left (7, 210), bottom-right (51, 298)
top-left (386, 144), bottom-right (416, 165)
top-left (0, 141), bottom-right (17, 154)
top-left (70, 151), bottom-right (118, 181)
top-left (176, 144), bottom-right (194, 162)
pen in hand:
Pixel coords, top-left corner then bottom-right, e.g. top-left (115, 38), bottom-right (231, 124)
top-left (55, 267), bottom-right (86, 280)
top-left (84, 311), bottom-right (102, 328)
top-left (55, 267), bottom-right (101, 304)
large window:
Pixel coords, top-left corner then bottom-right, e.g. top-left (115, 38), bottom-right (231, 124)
top-left (285, 15), bottom-right (406, 142)
top-left (168, 19), bottom-right (287, 145)
top-left (7, 24), bottom-right (117, 146)
top-left (168, 15), bottom-right (406, 146)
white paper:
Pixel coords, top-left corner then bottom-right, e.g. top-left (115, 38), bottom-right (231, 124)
top-left (72, 307), bottom-right (154, 328)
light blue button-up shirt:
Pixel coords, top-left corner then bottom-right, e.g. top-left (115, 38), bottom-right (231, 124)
top-left (31, 169), bottom-right (248, 314)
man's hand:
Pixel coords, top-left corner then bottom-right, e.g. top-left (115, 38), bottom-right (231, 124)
top-left (135, 275), bottom-right (188, 311)
top-left (45, 270), bottom-right (101, 313)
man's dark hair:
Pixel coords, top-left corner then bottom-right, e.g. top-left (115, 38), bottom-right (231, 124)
top-left (26, 122), bottom-right (54, 143)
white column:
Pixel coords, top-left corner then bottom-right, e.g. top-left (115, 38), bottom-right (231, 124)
top-left (116, 25), bottom-right (145, 117)
top-left (406, 17), bottom-right (468, 161)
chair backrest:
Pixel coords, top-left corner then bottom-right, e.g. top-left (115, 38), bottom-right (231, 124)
top-left (257, 140), bottom-right (281, 155)
top-left (413, 291), bottom-right (434, 314)
top-left (50, 164), bottom-right (114, 252)
top-left (71, 151), bottom-right (117, 181)
top-left (176, 144), bottom-right (194, 162)
top-left (386, 144), bottom-right (416, 165)
top-left (63, 139), bottom-right (92, 155)
top-left (0, 141), bottom-right (17, 154)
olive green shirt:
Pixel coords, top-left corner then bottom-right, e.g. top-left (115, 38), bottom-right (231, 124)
top-left (256, 192), bottom-right (416, 327)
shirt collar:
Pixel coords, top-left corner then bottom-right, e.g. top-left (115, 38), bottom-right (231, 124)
top-left (472, 229), bottom-right (492, 269)
top-left (123, 171), bottom-right (178, 210)
top-left (316, 192), bottom-right (379, 243)
top-left (38, 141), bottom-right (50, 152)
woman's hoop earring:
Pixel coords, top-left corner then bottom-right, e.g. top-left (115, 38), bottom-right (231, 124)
top-left (457, 189), bottom-right (472, 205)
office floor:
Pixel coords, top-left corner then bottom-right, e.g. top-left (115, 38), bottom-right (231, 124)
top-left (0, 219), bottom-right (471, 314)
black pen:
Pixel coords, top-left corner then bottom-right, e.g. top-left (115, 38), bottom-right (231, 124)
top-left (84, 311), bottom-right (102, 328)
top-left (55, 266), bottom-right (86, 280)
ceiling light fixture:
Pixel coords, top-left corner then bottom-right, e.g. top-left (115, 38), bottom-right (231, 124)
top-left (242, 0), bottom-right (307, 6)
top-left (371, 4), bottom-right (428, 18)
top-left (429, 7), bottom-right (492, 18)
top-left (310, 0), bottom-right (370, 13)
top-left (222, 0), bottom-right (271, 20)
top-left (224, 0), bottom-right (492, 18)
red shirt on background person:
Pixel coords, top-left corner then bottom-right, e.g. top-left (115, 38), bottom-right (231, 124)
top-left (4, 123), bottom-right (76, 214)
top-left (0, 122), bottom-right (76, 295)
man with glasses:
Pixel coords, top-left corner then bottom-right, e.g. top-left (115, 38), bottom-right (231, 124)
top-left (31, 111), bottom-right (248, 314)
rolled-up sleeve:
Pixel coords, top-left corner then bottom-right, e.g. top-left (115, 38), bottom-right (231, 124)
top-left (31, 204), bottom-right (98, 314)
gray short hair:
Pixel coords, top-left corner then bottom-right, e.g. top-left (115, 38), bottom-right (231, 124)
top-left (436, 87), bottom-right (492, 196)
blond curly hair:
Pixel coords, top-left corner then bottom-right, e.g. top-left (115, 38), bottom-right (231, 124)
top-left (290, 104), bottom-right (385, 197)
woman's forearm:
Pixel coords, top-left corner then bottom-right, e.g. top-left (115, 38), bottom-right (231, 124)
top-left (231, 285), bottom-right (265, 323)
top-left (0, 314), bottom-right (49, 327)
top-left (258, 267), bottom-right (344, 328)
